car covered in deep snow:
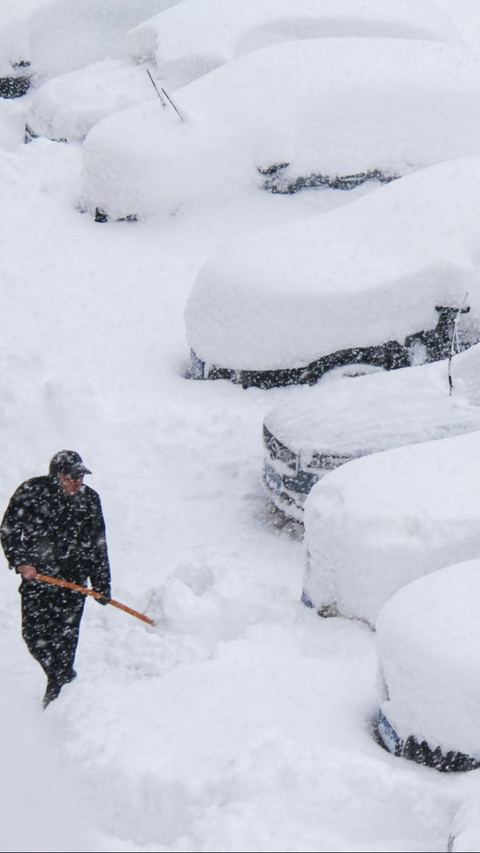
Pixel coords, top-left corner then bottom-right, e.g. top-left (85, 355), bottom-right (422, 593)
top-left (0, 6), bottom-right (32, 98)
top-left (375, 559), bottom-right (480, 772)
top-left (81, 39), bottom-right (480, 221)
top-left (302, 342), bottom-right (480, 625)
top-left (263, 344), bottom-right (479, 522)
top-left (186, 156), bottom-right (480, 388)
top-left (25, 59), bottom-right (157, 143)
top-left (2, 0), bottom-right (179, 87)
top-left (128, 0), bottom-right (458, 89)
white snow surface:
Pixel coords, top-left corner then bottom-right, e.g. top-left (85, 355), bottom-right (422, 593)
top-left (263, 350), bottom-right (480, 460)
top-left (26, 59), bottom-right (157, 142)
top-left (376, 559), bottom-right (480, 757)
top-left (186, 156), bottom-right (480, 370)
top-left (82, 38), bottom-right (480, 222)
top-left (304, 426), bottom-right (480, 627)
top-left (128, 0), bottom-right (459, 89)
top-left (449, 795), bottom-right (480, 852)
top-left (3, 4), bottom-right (480, 852)
top-left (0, 0), bottom-right (183, 83)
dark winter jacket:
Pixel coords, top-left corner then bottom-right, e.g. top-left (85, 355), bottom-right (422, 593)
top-left (0, 476), bottom-right (111, 597)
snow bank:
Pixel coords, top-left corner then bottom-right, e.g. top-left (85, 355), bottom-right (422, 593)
top-left (303, 429), bottom-right (480, 626)
top-left (376, 559), bottom-right (480, 760)
top-left (186, 155), bottom-right (480, 371)
top-left (128, 0), bottom-right (459, 89)
top-left (27, 59), bottom-right (156, 142)
top-left (83, 39), bottom-right (480, 222)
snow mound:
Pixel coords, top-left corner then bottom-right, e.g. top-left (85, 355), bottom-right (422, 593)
top-left (304, 429), bottom-right (480, 626)
top-left (449, 797), bottom-right (480, 853)
top-left (186, 155), bottom-right (480, 372)
top-left (26, 59), bottom-right (157, 142)
top-left (376, 559), bottom-right (480, 759)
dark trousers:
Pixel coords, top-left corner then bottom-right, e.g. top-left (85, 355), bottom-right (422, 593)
top-left (20, 582), bottom-right (85, 685)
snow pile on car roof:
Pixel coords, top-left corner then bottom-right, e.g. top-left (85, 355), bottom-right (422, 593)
top-left (303, 427), bottom-right (480, 626)
top-left (376, 559), bottom-right (480, 760)
top-left (128, 0), bottom-right (458, 89)
top-left (82, 40), bottom-right (480, 221)
top-left (26, 59), bottom-right (156, 142)
top-left (263, 356), bottom-right (480, 460)
top-left (186, 156), bottom-right (480, 371)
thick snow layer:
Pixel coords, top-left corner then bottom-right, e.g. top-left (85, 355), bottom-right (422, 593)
top-left (82, 39), bottom-right (480, 221)
top-left (128, 0), bottom-right (459, 89)
top-left (0, 6), bottom-right (31, 76)
top-left (26, 59), bottom-right (157, 142)
top-left (0, 666), bottom-right (97, 853)
top-left (186, 156), bottom-right (480, 371)
top-left (449, 796), bottom-right (480, 853)
top-left (304, 429), bottom-right (480, 626)
top-left (264, 350), bottom-right (480, 461)
top-left (376, 559), bottom-right (480, 758)
top-left (4, 0), bottom-right (182, 83)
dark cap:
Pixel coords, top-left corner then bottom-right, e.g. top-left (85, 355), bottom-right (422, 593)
top-left (49, 450), bottom-right (92, 478)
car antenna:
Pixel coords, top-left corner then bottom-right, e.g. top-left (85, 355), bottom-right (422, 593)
top-left (448, 291), bottom-right (469, 395)
top-left (146, 69), bottom-right (184, 122)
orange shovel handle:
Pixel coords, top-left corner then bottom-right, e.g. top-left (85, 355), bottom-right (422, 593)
top-left (35, 573), bottom-right (155, 626)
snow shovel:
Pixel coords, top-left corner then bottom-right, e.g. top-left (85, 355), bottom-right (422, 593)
top-left (35, 573), bottom-right (155, 626)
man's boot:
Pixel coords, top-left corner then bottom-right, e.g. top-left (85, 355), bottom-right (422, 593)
top-left (42, 677), bottom-right (62, 709)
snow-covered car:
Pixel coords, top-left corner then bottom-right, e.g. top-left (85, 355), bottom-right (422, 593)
top-left (25, 59), bottom-right (157, 143)
top-left (447, 797), bottom-right (480, 852)
top-left (0, 6), bottom-right (32, 98)
top-left (128, 0), bottom-right (458, 90)
top-left (302, 342), bottom-right (480, 625)
top-left (263, 345), bottom-right (479, 523)
top-left (0, 60), bottom-right (32, 99)
top-left (375, 559), bottom-right (480, 773)
top-left (186, 156), bottom-right (480, 389)
top-left (81, 39), bottom-right (480, 221)
top-left (5, 0), bottom-right (179, 87)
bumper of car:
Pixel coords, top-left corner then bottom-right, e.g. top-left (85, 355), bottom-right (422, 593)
top-left (376, 709), bottom-right (480, 773)
top-left (263, 460), bottom-right (319, 521)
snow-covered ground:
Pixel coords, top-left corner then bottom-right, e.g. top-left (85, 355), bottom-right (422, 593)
top-left (3, 3), bottom-right (480, 853)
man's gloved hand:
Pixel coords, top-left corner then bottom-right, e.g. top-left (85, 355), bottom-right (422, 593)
top-left (18, 564), bottom-right (38, 580)
top-left (95, 593), bottom-right (111, 606)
